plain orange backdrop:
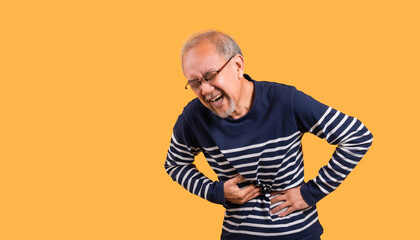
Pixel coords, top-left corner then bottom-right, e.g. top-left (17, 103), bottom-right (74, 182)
top-left (1, 1), bottom-right (419, 239)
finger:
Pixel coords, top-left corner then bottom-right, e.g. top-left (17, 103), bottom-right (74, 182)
top-left (230, 174), bottom-right (245, 184)
top-left (245, 187), bottom-right (262, 201)
top-left (270, 194), bottom-right (287, 204)
top-left (240, 184), bottom-right (258, 196)
top-left (248, 189), bottom-right (262, 201)
top-left (279, 206), bottom-right (295, 217)
top-left (270, 190), bottom-right (286, 196)
top-left (270, 201), bottom-right (290, 215)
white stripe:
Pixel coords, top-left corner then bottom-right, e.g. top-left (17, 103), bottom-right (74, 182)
top-left (284, 175), bottom-right (305, 189)
top-left (187, 172), bottom-right (200, 191)
top-left (258, 141), bottom-right (301, 162)
top-left (340, 138), bottom-right (373, 147)
top-left (166, 152), bottom-right (174, 161)
top-left (309, 107), bottom-right (332, 133)
top-left (233, 143), bottom-right (301, 171)
top-left (181, 168), bottom-right (194, 187)
top-left (226, 207), bottom-right (312, 222)
top-left (340, 123), bottom-right (364, 143)
top-left (239, 170), bottom-right (258, 176)
top-left (211, 165), bottom-right (236, 173)
top-left (166, 165), bottom-right (177, 177)
top-left (203, 146), bottom-right (219, 151)
top-left (225, 208), bottom-right (317, 229)
top-left (175, 165), bottom-right (189, 183)
top-left (223, 215), bottom-right (319, 236)
top-left (342, 130), bottom-right (372, 144)
top-left (257, 152), bottom-right (302, 176)
top-left (342, 145), bottom-right (371, 151)
top-left (258, 149), bottom-right (301, 169)
top-left (203, 181), bottom-right (210, 199)
top-left (336, 151), bottom-right (359, 165)
top-left (170, 143), bottom-right (194, 156)
top-left (206, 158), bottom-right (231, 166)
top-left (272, 167), bottom-right (304, 188)
top-left (192, 179), bottom-right (198, 194)
top-left (330, 117), bottom-right (357, 144)
top-left (316, 110), bottom-right (340, 137)
top-left (331, 156), bottom-right (353, 172)
top-left (269, 159), bottom-right (302, 180)
top-left (164, 160), bottom-right (174, 167)
top-left (318, 173), bottom-right (336, 190)
top-left (216, 172), bottom-right (237, 178)
top-left (171, 134), bottom-right (200, 152)
top-left (228, 137), bottom-right (300, 162)
top-left (327, 162), bottom-right (347, 179)
top-left (166, 160), bottom-right (190, 167)
top-left (220, 131), bottom-right (301, 154)
top-left (322, 167), bottom-right (338, 183)
top-left (198, 177), bottom-right (211, 197)
top-left (207, 153), bottom-right (224, 159)
top-left (168, 149), bottom-right (194, 161)
top-left (340, 148), bottom-right (365, 158)
top-left (275, 151), bottom-right (303, 175)
top-left (326, 114), bottom-right (348, 141)
top-left (313, 178), bottom-right (330, 194)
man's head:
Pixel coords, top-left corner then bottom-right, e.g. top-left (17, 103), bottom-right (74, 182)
top-left (181, 31), bottom-right (243, 65)
top-left (181, 30), bottom-right (252, 119)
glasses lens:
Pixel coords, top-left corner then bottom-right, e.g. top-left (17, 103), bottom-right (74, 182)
top-left (190, 80), bottom-right (200, 90)
top-left (204, 71), bottom-right (218, 82)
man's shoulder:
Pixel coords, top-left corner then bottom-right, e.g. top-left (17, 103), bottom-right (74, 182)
top-left (178, 98), bottom-right (209, 123)
top-left (256, 79), bottom-right (297, 93)
top-left (254, 79), bottom-right (298, 104)
top-left (246, 74), bottom-right (296, 92)
top-left (183, 98), bottom-right (204, 114)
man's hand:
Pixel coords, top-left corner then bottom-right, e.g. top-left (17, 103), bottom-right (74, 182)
top-left (224, 175), bottom-right (261, 204)
top-left (270, 186), bottom-right (310, 217)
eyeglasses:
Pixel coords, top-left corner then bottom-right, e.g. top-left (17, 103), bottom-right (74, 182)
top-left (185, 55), bottom-right (235, 91)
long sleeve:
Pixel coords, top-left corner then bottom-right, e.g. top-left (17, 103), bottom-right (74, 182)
top-left (293, 90), bottom-right (373, 206)
top-left (164, 114), bottom-right (225, 205)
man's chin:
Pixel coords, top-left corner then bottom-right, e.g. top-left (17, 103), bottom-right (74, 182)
top-left (213, 110), bottom-right (230, 119)
top-left (211, 106), bottom-right (235, 119)
top-left (208, 97), bottom-right (236, 118)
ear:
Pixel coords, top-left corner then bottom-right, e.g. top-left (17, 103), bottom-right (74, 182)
top-left (233, 55), bottom-right (245, 79)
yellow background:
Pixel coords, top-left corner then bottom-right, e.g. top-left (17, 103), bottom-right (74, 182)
top-left (1, 1), bottom-right (419, 239)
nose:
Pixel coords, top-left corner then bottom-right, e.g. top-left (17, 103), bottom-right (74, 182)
top-left (199, 81), bottom-right (214, 95)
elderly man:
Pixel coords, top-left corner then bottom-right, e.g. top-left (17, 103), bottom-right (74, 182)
top-left (164, 30), bottom-right (373, 240)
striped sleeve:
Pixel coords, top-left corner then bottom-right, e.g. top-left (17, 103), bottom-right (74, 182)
top-left (164, 114), bottom-right (225, 205)
top-left (293, 90), bottom-right (373, 206)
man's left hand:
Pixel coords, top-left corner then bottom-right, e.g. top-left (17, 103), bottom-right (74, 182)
top-left (269, 186), bottom-right (310, 217)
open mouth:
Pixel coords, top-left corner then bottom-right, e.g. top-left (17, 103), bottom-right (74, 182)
top-left (209, 93), bottom-right (223, 103)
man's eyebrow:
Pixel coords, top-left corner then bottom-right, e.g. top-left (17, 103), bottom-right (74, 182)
top-left (188, 68), bottom-right (217, 82)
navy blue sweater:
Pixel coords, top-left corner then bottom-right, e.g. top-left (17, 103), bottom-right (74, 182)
top-left (164, 74), bottom-right (373, 239)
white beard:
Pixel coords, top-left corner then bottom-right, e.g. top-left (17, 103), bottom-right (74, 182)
top-left (211, 96), bottom-right (236, 118)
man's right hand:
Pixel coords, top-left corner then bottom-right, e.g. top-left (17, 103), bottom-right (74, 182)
top-left (224, 175), bottom-right (261, 204)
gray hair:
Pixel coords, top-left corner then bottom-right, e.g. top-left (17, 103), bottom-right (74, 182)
top-left (181, 30), bottom-right (243, 61)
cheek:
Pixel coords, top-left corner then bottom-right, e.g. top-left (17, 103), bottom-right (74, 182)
top-left (225, 81), bottom-right (241, 100)
top-left (197, 95), bottom-right (209, 106)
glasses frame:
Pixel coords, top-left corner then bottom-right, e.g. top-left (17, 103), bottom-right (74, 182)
top-left (184, 55), bottom-right (236, 90)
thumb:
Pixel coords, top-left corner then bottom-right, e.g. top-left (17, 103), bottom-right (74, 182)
top-left (229, 174), bottom-right (245, 184)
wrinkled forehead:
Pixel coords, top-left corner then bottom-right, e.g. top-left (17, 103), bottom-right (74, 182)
top-left (182, 42), bottom-right (225, 79)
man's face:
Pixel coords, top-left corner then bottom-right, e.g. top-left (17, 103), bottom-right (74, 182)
top-left (182, 42), bottom-right (241, 118)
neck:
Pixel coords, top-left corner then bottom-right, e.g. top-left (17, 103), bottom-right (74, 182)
top-left (229, 77), bottom-right (254, 119)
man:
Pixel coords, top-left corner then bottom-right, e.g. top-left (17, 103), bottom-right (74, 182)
top-left (164, 30), bottom-right (373, 240)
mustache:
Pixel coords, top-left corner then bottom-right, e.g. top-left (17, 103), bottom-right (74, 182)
top-left (204, 91), bottom-right (223, 101)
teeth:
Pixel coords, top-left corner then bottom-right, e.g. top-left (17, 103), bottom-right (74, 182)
top-left (210, 93), bottom-right (223, 102)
